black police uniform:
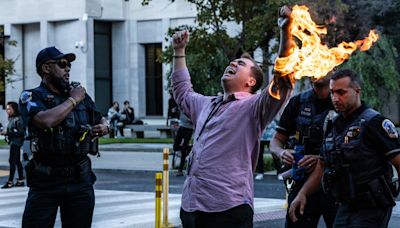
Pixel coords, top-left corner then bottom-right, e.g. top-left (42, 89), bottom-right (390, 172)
top-left (322, 103), bottom-right (400, 227)
top-left (276, 89), bottom-right (337, 228)
top-left (19, 82), bottom-right (103, 228)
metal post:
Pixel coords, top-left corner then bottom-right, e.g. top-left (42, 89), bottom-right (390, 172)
top-left (162, 148), bottom-right (173, 228)
top-left (155, 172), bottom-right (162, 228)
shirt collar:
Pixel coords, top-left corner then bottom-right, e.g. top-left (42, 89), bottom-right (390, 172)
top-left (210, 92), bottom-right (252, 105)
top-left (338, 102), bottom-right (368, 122)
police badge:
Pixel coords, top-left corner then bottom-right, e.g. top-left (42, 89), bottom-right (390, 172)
top-left (20, 91), bottom-right (32, 104)
top-left (382, 119), bottom-right (399, 139)
top-left (20, 91), bottom-right (37, 112)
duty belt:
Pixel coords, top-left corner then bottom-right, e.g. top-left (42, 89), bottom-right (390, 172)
top-left (50, 166), bottom-right (78, 177)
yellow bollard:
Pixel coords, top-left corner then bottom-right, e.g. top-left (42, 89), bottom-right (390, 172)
top-left (162, 148), bottom-right (174, 228)
top-left (283, 191), bottom-right (288, 209)
top-left (155, 172), bottom-right (162, 228)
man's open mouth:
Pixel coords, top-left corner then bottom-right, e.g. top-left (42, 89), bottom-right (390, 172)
top-left (225, 67), bottom-right (236, 75)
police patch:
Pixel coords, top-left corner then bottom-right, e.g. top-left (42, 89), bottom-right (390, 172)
top-left (20, 91), bottom-right (32, 104)
top-left (382, 119), bottom-right (398, 139)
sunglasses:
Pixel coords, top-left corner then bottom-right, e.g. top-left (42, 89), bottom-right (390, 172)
top-left (46, 59), bottom-right (71, 69)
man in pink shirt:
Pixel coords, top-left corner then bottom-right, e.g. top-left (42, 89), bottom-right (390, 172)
top-left (172, 6), bottom-right (295, 227)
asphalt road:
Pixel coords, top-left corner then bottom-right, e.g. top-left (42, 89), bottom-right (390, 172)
top-left (92, 169), bottom-right (287, 199)
top-left (92, 170), bottom-right (400, 228)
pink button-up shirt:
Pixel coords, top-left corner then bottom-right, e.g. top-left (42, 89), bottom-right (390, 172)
top-left (173, 67), bottom-right (291, 212)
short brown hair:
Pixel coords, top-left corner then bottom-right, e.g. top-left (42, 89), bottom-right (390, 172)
top-left (241, 53), bottom-right (264, 93)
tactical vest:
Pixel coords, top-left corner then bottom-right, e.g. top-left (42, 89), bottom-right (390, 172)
top-left (322, 108), bottom-right (392, 201)
top-left (30, 85), bottom-right (94, 156)
top-left (295, 89), bottom-right (331, 155)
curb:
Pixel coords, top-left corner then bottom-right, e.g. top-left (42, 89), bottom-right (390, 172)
top-left (98, 146), bottom-right (172, 153)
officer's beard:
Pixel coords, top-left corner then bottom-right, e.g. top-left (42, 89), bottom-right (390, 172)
top-left (49, 75), bottom-right (69, 95)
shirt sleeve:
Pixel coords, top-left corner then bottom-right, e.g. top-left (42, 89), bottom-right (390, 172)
top-left (19, 90), bottom-right (47, 127)
top-left (275, 95), bottom-right (300, 137)
top-left (171, 67), bottom-right (211, 126)
top-left (250, 76), bottom-right (294, 130)
top-left (365, 115), bottom-right (400, 158)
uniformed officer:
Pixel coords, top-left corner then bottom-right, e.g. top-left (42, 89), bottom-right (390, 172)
top-left (270, 75), bottom-right (337, 227)
top-left (289, 69), bottom-right (400, 227)
top-left (20, 47), bottom-right (109, 228)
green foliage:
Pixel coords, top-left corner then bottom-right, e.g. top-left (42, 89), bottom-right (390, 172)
top-left (263, 154), bottom-right (276, 172)
top-left (0, 26), bottom-right (17, 92)
top-left (161, 26), bottom-right (232, 95)
top-left (145, 0), bottom-right (400, 107)
top-left (158, 0), bottom-right (294, 94)
top-left (341, 35), bottom-right (399, 111)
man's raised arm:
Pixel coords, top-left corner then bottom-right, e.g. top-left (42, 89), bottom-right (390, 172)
top-left (172, 30), bottom-right (189, 72)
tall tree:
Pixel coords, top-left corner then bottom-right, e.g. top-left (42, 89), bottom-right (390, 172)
top-left (142, 0), bottom-right (400, 111)
top-left (144, 0), bottom-right (293, 94)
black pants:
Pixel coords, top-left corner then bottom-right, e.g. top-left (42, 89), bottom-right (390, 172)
top-left (22, 183), bottom-right (95, 228)
top-left (173, 126), bottom-right (193, 172)
top-left (333, 203), bottom-right (392, 228)
top-left (286, 186), bottom-right (337, 228)
top-left (180, 204), bottom-right (253, 228)
top-left (8, 144), bottom-right (24, 182)
top-left (256, 140), bottom-right (269, 174)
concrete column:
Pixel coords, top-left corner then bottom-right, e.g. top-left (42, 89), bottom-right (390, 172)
top-left (130, 19), bottom-right (146, 118)
top-left (161, 18), bottom-right (170, 118)
top-left (40, 20), bottom-right (55, 48)
top-left (86, 17), bottom-right (95, 98)
top-left (112, 21), bottom-right (130, 104)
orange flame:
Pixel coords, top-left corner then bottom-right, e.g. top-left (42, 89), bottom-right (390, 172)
top-left (274, 5), bottom-right (379, 80)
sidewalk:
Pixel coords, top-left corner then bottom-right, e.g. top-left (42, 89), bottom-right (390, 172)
top-left (0, 143), bottom-right (278, 174)
top-left (99, 143), bottom-right (172, 153)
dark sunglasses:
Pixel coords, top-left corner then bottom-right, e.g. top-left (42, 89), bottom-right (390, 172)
top-left (46, 59), bottom-right (71, 69)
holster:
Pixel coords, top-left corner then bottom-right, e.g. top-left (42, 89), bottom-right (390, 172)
top-left (77, 158), bottom-right (95, 183)
top-left (348, 176), bottom-right (395, 210)
top-left (367, 176), bottom-right (396, 208)
top-left (323, 167), bottom-right (355, 203)
top-left (79, 136), bottom-right (99, 156)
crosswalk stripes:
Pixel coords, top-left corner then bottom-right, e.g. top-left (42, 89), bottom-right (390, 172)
top-left (2, 187), bottom-right (400, 227)
top-left (0, 187), bottom-right (288, 227)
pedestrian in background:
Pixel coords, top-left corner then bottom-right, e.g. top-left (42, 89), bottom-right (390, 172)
top-left (173, 111), bottom-right (193, 176)
top-left (255, 120), bottom-right (277, 181)
top-left (0, 101), bottom-right (25, 189)
top-left (108, 101), bottom-right (124, 138)
top-left (121, 100), bottom-right (144, 138)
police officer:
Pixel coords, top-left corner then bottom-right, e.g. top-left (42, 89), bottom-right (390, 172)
top-left (289, 69), bottom-right (400, 227)
top-left (20, 47), bottom-right (109, 227)
top-left (270, 75), bottom-right (337, 227)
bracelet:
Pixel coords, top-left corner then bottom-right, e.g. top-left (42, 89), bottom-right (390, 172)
top-left (67, 97), bottom-right (77, 107)
top-left (173, 55), bottom-right (186, 58)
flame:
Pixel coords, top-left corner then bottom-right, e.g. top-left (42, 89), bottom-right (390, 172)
top-left (270, 5), bottom-right (379, 99)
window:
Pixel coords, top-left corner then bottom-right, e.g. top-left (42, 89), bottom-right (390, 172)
top-left (94, 21), bottom-right (112, 115)
top-left (145, 43), bottom-right (163, 116)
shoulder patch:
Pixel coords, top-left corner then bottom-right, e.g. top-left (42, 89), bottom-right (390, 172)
top-left (20, 91), bottom-right (32, 104)
top-left (382, 119), bottom-right (398, 139)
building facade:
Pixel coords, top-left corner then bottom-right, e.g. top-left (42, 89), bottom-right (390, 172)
top-left (0, 0), bottom-right (197, 123)
top-left (1, 0), bottom-right (399, 125)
